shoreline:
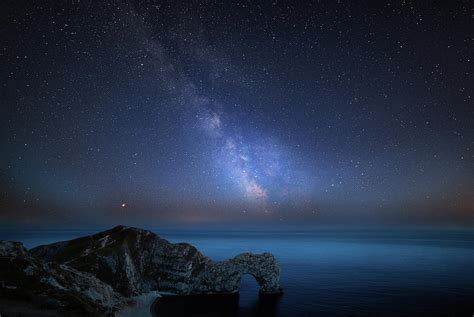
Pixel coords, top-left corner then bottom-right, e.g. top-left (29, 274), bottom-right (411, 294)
top-left (150, 295), bottom-right (161, 317)
top-left (118, 291), bottom-right (161, 317)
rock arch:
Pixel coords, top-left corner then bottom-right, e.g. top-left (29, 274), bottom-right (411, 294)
top-left (193, 252), bottom-right (282, 295)
top-left (230, 253), bottom-right (281, 294)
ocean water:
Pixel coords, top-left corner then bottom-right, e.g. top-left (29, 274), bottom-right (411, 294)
top-left (2, 228), bottom-right (474, 316)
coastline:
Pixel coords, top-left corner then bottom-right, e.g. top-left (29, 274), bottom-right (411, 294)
top-left (118, 291), bottom-right (161, 317)
top-left (150, 295), bottom-right (161, 317)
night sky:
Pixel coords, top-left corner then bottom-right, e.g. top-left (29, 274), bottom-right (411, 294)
top-left (1, 1), bottom-right (473, 226)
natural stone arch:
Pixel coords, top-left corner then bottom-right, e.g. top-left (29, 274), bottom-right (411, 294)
top-left (230, 253), bottom-right (281, 294)
top-left (238, 272), bottom-right (261, 294)
top-left (194, 252), bottom-right (282, 295)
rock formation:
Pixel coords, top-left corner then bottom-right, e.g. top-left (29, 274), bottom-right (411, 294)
top-left (1, 225), bottom-right (281, 315)
top-left (0, 240), bottom-right (124, 316)
top-left (195, 252), bottom-right (281, 294)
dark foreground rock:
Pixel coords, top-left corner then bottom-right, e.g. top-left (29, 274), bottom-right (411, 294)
top-left (1, 226), bottom-right (281, 316)
top-left (0, 240), bottom-right (124, 316)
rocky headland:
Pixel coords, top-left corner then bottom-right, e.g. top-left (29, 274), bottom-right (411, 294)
top-left (0, 225), bottom-right (282, 316)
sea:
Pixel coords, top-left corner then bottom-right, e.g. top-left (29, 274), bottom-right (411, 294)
top-left (2, 227), bottom-right (474, 316)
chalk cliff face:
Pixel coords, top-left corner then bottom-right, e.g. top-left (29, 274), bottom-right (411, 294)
top-left (1, 226), bottom-right (281, 315)
top-left (30, 225), bottom-right (210, 296)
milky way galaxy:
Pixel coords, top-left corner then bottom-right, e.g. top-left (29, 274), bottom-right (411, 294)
top-left (1, 1), bottom-right (473, 226)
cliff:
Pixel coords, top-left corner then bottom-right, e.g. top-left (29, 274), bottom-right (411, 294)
top-left (1, 225), bottom-right (281, 315)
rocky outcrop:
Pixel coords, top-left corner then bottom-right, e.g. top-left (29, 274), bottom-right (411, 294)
top-left (195, 252), bottom-right (281, 294)
top-left (1, 226), bottom-right (281, 315)
top-left (0, 240), bottom-right (125, 316)
top-left (30, 225), bottom-right (282, 296)
top-left (29, 226), bottom-right (212, 296)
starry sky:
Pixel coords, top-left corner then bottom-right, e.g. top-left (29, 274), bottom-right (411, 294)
top-left (1, 1), bottom-right (473, 226)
